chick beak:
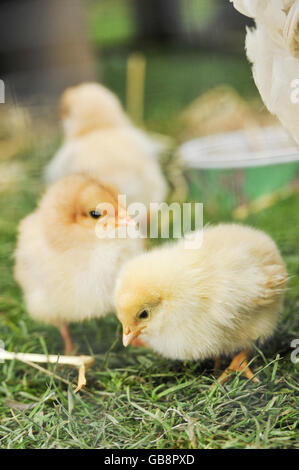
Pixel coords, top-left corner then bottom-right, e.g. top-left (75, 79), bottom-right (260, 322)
top-left (122, 326), bottom-right (145, 347)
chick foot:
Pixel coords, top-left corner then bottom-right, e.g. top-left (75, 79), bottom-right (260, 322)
top-left (214, 350), bottom-right (259, 386)
top-left (59, 324), bottom-right (75, 355)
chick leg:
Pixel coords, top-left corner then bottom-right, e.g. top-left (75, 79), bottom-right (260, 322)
top-left (215, 350), bottom-right (259, 386)
top-left (213, 357), bottom-right (222, 372)
top-left (59, 324), bottom-right (75, 355)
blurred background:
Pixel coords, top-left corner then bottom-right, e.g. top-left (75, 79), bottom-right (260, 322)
top-left (0, 0), bottom-right (298, 217)
top-left (0, 3), bottom-right (298, 449)
top-left (1, 0), bottom-right (254, 124)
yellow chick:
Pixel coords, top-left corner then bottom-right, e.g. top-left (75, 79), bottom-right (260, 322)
top-left (115, 224), bottom-right (288, 384)
top-left (44, 82), bottom-right (167, 207)
top-left (14, 174), bottom-right (144, 354)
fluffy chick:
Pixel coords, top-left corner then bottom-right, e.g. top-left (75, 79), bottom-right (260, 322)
top-left (14, 174), bottom-right (144, 354)
top-left (44, 82), bottom-right (167, 207)
top-left (231, 0), bottom-right (299, 144)
top-left (115, 224), bottom-right (288, 384)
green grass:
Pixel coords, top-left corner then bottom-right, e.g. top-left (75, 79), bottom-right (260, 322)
top-left (0, 45), bottom-right (298, 449)
top-left (0, 141), bottom-right (298, 449)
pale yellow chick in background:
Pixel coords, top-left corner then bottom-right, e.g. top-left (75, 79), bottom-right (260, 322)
top-left (44, 83), bottom-right (168, 207)
top-left (115, 224), bottom-right (288, 384)
top-left (14, 174), bottom-right (144, 354)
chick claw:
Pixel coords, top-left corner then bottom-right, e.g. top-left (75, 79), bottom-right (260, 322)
top-left (213, 350), bottom-right (259, 388)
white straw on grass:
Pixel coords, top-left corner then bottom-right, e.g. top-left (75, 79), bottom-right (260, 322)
top-left (0, 351), bottom-right (95, 392)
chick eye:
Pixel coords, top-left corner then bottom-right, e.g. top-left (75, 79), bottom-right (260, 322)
top-left (138, 310), bottom-right (149, 320)
top-left (89, 210), bottom-right (102, 219)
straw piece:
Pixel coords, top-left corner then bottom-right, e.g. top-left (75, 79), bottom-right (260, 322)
top-left (126, 53), bottom-right (146, 125)
top-left (0, 351), bottom-right (95, 392)
top-left (75, 364), bottom-right (87, 393)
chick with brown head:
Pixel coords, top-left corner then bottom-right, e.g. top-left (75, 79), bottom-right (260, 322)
top-left (14, 174), bottom-right (143, 354)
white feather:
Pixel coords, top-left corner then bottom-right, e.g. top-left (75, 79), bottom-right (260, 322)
top-left (231, 0), bottom-right (299, 144)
